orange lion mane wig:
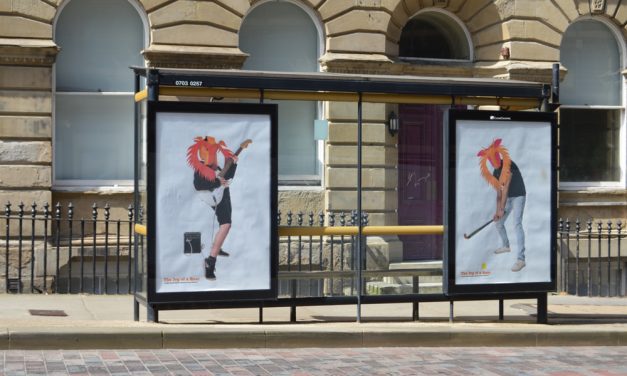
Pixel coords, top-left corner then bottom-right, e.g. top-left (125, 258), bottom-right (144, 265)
top-left (477, 138), bottom-right (511, 191)
top-left (186, 136), bottom-right (234, 182)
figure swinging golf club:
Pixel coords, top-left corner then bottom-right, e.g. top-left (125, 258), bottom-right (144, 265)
top-left (476, 139), bottom-right (527, 272)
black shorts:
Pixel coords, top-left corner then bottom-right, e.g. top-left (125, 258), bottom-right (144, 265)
top-left (215, 188), bottom-right (232, 225)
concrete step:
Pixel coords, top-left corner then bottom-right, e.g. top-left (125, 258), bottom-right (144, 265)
top-left (382, 275), bottom-right (442, 284)
top-left (365, 281), bottom-right (442, 295)
top-left (385, 261), bottom-right (443, 285)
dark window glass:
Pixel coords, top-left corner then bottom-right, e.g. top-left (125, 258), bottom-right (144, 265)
top-left (559, 108), bottom-right (620, 182)
top-left (399, 14), bottom-right (469, 60)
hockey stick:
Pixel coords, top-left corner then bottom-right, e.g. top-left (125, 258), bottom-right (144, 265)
top-left (463, 218), bottom-right (494, 239)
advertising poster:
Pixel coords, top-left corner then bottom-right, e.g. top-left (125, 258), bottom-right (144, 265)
top-left (150, 103), bottom-right (277, 299)
top-left (446, 110), bottom-right (556, 294)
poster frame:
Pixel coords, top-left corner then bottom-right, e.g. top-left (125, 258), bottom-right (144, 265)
top-left (444, 109), bottom-right (557, 296)
top-left (146, 101), bottom-right (278, 304)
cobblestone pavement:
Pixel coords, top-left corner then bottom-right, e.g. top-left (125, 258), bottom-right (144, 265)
top-left (1, 347), bottom-right (626, 376)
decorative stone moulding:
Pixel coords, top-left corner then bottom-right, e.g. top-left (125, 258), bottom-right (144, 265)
top-left (0, 39), bottom-right (58, 66)
top-left (142, 45), bottom-right (249, 70)
top-left (591, 0), bottom-right (606, 14)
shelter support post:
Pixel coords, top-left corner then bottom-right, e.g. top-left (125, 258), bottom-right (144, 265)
top-left (412, 302), bottom-right (419, 321)
top-left (537, 294), bottom-right (548, 324)
top-left (356, 93), bottom-right (363, 323)
top-left (133, 298), bottom-right (139, 322)
top-left (412, 276), bottom-right (420, 321)
top-left (449, 301), bottom-right (454, 323)
top-left (147, 304), bottom-right (158, 323)
top-left (499, 298), bottom-right (504, 321)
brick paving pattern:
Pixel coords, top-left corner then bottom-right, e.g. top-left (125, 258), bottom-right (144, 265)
top-left (0, 347), bottom-right (626, 375)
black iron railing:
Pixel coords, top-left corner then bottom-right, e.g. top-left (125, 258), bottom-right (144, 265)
top-left (277, 210), bottom-right (367, 298)
top-left (558, 218), bottom-right (625, 297)
top-left (2, 202), bottom-right (137, 294)
top-left (2, 201), bottom-right (625, 298)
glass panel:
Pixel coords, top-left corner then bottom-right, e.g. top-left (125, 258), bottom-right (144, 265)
top-left (240, 1), bottom-right (319, 176)
top-left (135, 100), bottom-right (148, 298)
top-left (55, 94), bottom-right (134, 181)
top-left (559, 108), bottom-right (621, 182)
top-left (400, 12), bottom-right (469, 59)
top-left (276, 100), bottom-right (317, 175)
top-left (55, 0), bottom-right (144, 92)
top-left (398, 104), bottom-right (446, 261)
top-left (560, 20), bottom-right (621, 106)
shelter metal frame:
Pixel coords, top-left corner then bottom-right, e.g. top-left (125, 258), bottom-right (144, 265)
top-left (133, 67), bottom-right (554, 324)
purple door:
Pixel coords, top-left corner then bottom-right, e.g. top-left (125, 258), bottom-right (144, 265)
top-left (398, 105), bottom-right (445, 260)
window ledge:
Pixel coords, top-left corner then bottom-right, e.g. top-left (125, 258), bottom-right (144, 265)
top-left (559, 186), bottom-right (626, 194)
top-left (53, 186), bottom-right (134, 194)
top-left (279, 185), bottom-right (324, 192)
top-left (560, 201), bottom-right (627, 207)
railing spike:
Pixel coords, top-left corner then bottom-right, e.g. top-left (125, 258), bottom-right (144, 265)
top-left (297, 211), bottom-right (303, 226)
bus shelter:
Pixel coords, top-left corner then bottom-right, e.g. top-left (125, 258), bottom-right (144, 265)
top-left (132, 67), bottom-right (557, 323)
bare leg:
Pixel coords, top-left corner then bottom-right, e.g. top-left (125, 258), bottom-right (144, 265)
top-left (210, 223), bottom-right (231, 258)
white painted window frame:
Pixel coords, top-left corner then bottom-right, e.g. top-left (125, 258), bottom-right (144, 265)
top-left (241, 0), bottom-right (326, 189)
top-left (559, 16), bottom-right (626, 191)
top-left (52, 0), bottom-right (149, 191)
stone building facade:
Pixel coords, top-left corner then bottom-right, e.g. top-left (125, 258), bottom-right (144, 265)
top-left (1, 0), bottom-right (626, 265)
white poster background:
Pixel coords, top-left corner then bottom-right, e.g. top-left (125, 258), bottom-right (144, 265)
top-left (155, 112), bottom-right (271, 293)
top-left (455, 120), bottom-right (551, 285)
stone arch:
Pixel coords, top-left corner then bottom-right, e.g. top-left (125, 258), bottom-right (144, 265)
top-left (55, 0), bottom-right (149, 40)
top-left (398, 8), bottom-right (472, 60)
top-left (241, 0), bottom-right (325, 59)
top-left (387, 1), bottom-right (503, 62)
top-left (560, 15), bottom-right (626, 69)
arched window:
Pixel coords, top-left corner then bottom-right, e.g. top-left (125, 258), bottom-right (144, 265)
top-left (559, 19), bottom-right (624, 185)
top-left (239, 1), bottom-right (322, 181)
top-left (54, 0), bottom-right (145, 185)
top-left (399, 11), bottom-right (470, 60)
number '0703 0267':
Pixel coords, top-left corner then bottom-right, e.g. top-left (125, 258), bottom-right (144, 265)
top-left (174, 80), bottom-right (203, 86)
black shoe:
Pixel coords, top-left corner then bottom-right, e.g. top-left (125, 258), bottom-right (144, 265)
top-left (218, 249), bottom-right (230, 257)
top-left (205, 256), bottom-right (217, 280)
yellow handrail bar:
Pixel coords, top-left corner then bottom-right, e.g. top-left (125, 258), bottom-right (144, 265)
top-left (133, 224), bottom-right (443, 237)
top-left (134, 88), bottom-right (148, 102)
top-left (278, 225), bottom-right (443, 237)
top-left (157, 86), bottom-right (540, 108)
top-left (134, 224), bottom-right (147, 236)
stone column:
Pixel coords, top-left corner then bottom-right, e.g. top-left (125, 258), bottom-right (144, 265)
top-left (0, 42), bottom-right (57, 228)
top-left (325, 101), bottom-right (403, 266)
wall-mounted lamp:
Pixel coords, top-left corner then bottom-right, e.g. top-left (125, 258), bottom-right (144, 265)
top-left (387, 111), bottom-right (399, 136)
